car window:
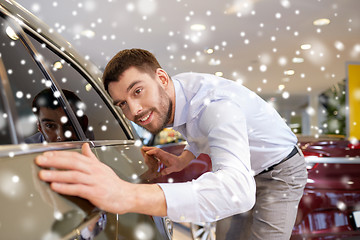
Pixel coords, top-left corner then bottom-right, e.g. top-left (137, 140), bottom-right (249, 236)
top-left (26, 34), bottom-right (128, 141)
top-left (0, 18), bottom-right (80, 144)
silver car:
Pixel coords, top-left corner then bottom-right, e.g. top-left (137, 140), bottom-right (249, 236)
top-left (0, 0), bottom-right (171, 239)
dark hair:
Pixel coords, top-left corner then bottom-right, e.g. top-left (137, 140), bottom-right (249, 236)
top-left (32, 88), bottom-right (83, 115)
top-left (32, 88), bottom-right (89, 132)
top-left (102, 48), bottom-right (162, 93)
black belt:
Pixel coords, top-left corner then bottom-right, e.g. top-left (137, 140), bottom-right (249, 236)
top-left (259, 146), bottom-right (299, 175)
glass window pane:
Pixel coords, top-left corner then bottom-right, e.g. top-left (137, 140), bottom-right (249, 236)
top-left (27, 34), bottom-right (128, 141)
top-left (0, 17), bottom-right (80, 144)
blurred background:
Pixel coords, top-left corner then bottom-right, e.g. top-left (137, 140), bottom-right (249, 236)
top-left (16, 0), bottom-right (360, 138)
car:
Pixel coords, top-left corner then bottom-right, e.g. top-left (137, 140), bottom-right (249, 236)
top-left (291, 137), bottom-right (360, 240)
top-left (0, 0), bottom-right (172, 239)
top-left (143, 127), bottom-right (360, 239)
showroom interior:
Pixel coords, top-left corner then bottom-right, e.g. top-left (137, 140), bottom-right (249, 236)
top-left (4, 0), bottom-right (360, 239)
top-left (16, 0), bottom-right (360, 139)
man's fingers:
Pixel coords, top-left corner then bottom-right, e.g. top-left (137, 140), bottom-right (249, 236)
top-left (141, 146), bottom-right (156, 152)
top-left (144, 148), bottom-right (164, 158)
top-left (43, 150), bottom-right (89, 160)
top-left (35, 152), bottom-right (91, 173)
top-left (50, 182), bottom-right (91, 199)
top-left (39, 169), bottom-right (91, 185)
top-left (82, 143), bottom-right (98, 160)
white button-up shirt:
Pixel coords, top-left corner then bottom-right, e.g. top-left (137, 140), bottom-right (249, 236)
top-left (158, 72), bottom-right (297, 222)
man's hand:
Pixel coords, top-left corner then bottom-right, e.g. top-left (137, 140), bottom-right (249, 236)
top-left (35, 143), bottom-right (166, 216)
top-left (141, 146), bottom-right (195, 176)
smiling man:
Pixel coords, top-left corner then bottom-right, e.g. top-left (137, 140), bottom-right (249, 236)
top-left (36, 48), bottom-right (307, 240)
top-left (109, 67), bottom-right (174, 135)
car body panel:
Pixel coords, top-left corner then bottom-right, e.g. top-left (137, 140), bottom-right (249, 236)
top-left (0, 143), bottom-right (103, 239)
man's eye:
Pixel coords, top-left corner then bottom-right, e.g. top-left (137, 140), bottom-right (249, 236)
top-left (135, 88), bottom-right (142, 95)
top-left (118, 101), bottom-right (127, 108)
top-left (45, 123), bottom-right (55, 128)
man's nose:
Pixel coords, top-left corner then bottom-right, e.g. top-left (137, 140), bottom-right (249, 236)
top-left (56, 128), bottom-right (66, 142)
top-left (129, 101), bottom-right (142, 117)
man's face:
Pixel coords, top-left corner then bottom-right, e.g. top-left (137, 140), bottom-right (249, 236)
top-left (37, 106), bottom-right (78, 142)
top-left (108, 66), bottom-right (173, 135)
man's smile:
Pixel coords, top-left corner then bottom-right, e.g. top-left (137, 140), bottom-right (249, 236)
top-left (138, 111), bottom-right (153, 125)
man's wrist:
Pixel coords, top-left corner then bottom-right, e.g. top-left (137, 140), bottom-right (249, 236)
top-left (130, 183), bottom-right (167, 217)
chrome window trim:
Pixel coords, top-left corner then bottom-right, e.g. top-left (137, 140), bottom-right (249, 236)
top-left (0, 140), bottom-right (137, 158)
top-left (0, 141), bottom-right (89, 158)
top-left (305, 156), bottom-right (360, 164)
top-left (90, 139), bottom-right (136, 148)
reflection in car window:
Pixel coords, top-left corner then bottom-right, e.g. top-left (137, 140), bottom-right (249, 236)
top-left (0, 18), bottom-right (79, 144)
top-left (27, 88), bottom-right (84, 143)
top-left (27, 34), bottom-right (128, 141)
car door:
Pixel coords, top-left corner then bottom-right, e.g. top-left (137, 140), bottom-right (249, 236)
top-left (0, 13), bottom-right (105, 239)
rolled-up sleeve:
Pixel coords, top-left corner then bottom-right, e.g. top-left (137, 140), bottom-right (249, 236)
top-left (158, 100), bottom-right (256, 222)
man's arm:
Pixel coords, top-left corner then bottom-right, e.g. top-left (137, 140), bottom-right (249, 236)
top-left (157, 100), bottom-right (256, 222)
top-left (35, 143), bottom-right (167, 216)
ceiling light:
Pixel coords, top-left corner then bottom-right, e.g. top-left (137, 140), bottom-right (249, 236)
top-left (190, 24), bottom-right (206, 31)
top-left (53, 61), bottom-right (63, 70)
top-left (278, 85), bottom-right (285, 91)
top-left (301, 44), bottom-right (311, 50)
top-left (81, 29), bottom-right (95, 38)
top-left (85, 83), bottom-right (92, 92)
top-left (205, 48), bottom-right (214, 54)
top-left (284, 70), bottom-right (295, 76)
top-left (208, 58), bottom-right (221, 66)
top-left (292, 57), bottom-right (304, 63)
top-left (6, 26), bottom-right (19, 40)
top-left (313, 18), bottom-right (330, 26)
top-left (215, 72), bottom-right (223, 77)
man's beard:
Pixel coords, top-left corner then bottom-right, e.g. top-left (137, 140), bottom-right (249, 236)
top-left (146, 98), bottom-right (172, 136)
top-left (137, 84), bottom-right (173, 136)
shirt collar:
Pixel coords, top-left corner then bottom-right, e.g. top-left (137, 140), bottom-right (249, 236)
top-left (171, 78), bottom-right (188, 127)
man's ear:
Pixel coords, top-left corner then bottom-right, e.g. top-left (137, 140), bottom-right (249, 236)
top-left (156, 68), bottom-right (169, 87)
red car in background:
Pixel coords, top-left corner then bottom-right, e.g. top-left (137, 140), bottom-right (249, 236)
top-left (291, 138), bottom-right (360, 240)
top-left (140, 128), bottom-right (360, 239)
